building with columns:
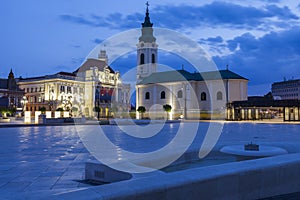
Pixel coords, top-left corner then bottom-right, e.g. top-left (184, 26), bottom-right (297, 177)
top-left (136, 4), bottom-right (248, 119)
top-left (18, 50), bottom-right (130, 118)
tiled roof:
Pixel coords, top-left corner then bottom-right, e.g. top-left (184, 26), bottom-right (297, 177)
top-left (137, 69), bottom-right (248, 85)
top-left (73, 58), bottom-right (115, 74)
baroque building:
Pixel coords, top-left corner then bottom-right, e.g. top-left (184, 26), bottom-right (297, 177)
top-left (135, 4), bottom-right (248, 119)
top-left (18, 50), bottom-right (130, 118)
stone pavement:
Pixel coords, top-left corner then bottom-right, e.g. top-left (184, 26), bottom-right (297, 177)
top-left (0, 125), bottom-right (94, 199)
top-left (0, 122), bottom-right (300, 199)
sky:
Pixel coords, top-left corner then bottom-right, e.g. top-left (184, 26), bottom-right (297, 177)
top-left (1, 0), bottom-right (300, 95)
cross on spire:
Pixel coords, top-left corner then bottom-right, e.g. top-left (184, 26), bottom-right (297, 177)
top-left (146, 1), bottom-right (149, 14)
top-left (142, 1), bottom-right (153, 28)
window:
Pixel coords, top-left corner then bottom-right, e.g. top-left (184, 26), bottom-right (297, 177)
top-left (201, 92), bottom-right (206, 101)
top-left (60, 86), bottom-right (65, 93)
top-left (140, 53), bottom-right (145, 65)
top-left (161, 91), bottom-right (165, 99)
top-left (145, 92), bottom-right (150, 100)
top-left (67, 86), bottom-right (72, 94)
top-left (152, 54), bottom-right (155, 64)
top-left (217, 91), bottom-right (223, 100)
top-left (177, 90), bottom-right (183, 98)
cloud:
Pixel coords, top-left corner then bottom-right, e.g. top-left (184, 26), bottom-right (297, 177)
top-left (152, 2), bottom-right (298, 30)
top-left (213, 27), bottom-right (300, 87)
top-left (59, 13), bottom-right (142, 29)
top-left (59, 2), bottom-right (298, 32)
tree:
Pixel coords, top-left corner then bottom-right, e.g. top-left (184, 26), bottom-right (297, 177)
top-left (93, 107), bottom-right (101, 121)
top-left (137, 106), bottom-right (146, 119)
top-left (39, 107), bottom-right (46, 114)
top-left (163, 104), bottom-right (172, 120)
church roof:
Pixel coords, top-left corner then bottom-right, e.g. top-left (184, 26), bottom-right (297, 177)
top-left (137, 69), bottom-right (248, 85)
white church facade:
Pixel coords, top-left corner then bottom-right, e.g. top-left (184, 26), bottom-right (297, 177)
top-left (136, 4), bottom-right (248, 119)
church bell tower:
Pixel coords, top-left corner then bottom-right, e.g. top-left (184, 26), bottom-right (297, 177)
top-left (136, 2), bottom-right (158, 83)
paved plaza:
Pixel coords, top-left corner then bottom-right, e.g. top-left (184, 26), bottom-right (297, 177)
top-left (0, 125), bottom-right (94, 199)
top-left (0, 122), bottom-right (300, 199)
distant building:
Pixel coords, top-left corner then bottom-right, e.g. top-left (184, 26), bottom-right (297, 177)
top-left (18, 50), bottom-right (130, 118)
top-left (135, 3), bottom-right (248, 119)
top-left (272, 79), bottom-right (300, 100)
top-left (0, 69), bottom-right (24, 110)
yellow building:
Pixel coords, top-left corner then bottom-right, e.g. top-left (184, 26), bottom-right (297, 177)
top-left (18, 50), bottom-right (130, 118)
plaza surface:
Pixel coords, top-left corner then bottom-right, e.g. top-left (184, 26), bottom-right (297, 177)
top-left (0, 121), bottom-right (300, 199)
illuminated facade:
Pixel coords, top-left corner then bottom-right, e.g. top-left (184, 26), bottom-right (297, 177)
top-left (18, 51), bottom-right (130, 118)
top-left (136, 3), bottom-right (248, 119)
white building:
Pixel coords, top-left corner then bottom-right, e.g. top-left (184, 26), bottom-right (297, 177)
top-left (18, 50), bottom-right (130, 118)
top-left (136, 4), bottom-right (248, 119)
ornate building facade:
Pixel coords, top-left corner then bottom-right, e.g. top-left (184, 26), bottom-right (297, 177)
top-left (18, 50), bottom-right (130, 118)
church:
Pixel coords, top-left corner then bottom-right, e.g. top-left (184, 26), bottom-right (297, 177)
top-left (135, 3), bottom-right (248, 119)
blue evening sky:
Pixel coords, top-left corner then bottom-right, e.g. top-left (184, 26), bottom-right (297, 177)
top-left (1, 0), bottom-right (300, 95)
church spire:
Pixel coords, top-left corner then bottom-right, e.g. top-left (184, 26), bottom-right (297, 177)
top-left (8, 68), bottom-right (14, 79)
top-left (142, 1), bottom-right (153, 28)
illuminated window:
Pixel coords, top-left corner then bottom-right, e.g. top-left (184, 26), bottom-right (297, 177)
top-left (60, 86), bottom-right (65, 93)
top-left (67, 86), bottom-right (72, 94)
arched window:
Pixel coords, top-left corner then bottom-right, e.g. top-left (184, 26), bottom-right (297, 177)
top-left (161, 91), bottom-right (165, 99)
top-left (177, 90), bottom-right (183, 98)
top-left (217, 91), bottom-right (223, 100)
top-left (201, 92), bottom-right (206, 101)
top-left (140, 53), bottom-right (145, 65)
top-left (145, 92), bottom-right (150, 100)
top-left (152, 54), bottom-right (155, 64)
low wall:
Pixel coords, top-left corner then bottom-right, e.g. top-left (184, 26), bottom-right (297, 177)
top-left (56, 153), bottom-right (300, 200)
